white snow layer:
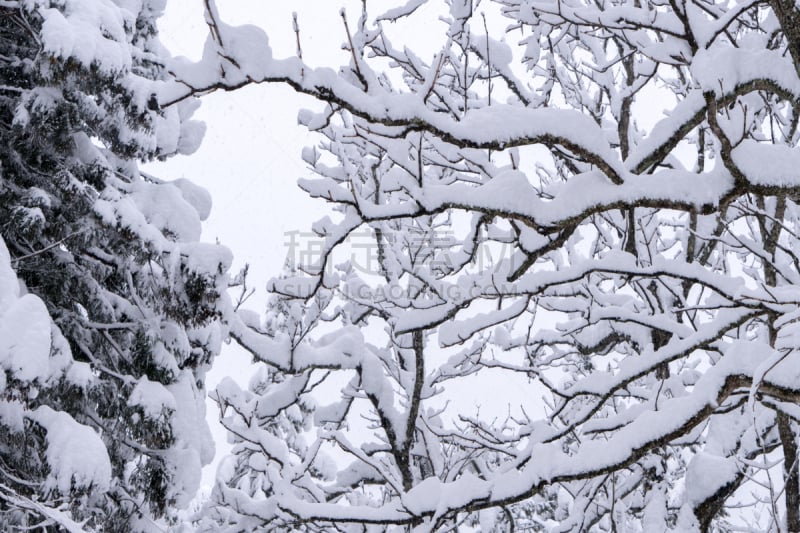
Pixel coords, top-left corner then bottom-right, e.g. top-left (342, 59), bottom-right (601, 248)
top-left (32, 406), bottom-right (112, 494)
top-left (0, 235), bottom-right (111, 495)
top-left (0, 237), bottom-right (77, 385)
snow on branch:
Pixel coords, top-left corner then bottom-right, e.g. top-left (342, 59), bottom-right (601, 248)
top-left (190, 0), bottom-right (800, 531)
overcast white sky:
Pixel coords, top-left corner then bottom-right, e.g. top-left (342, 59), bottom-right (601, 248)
top-left (148, 0), bottom-right (554, 492)
top-left (147, 0), bottom-right (553, 493)
top-left (149, 1), bottom-right (357, 489)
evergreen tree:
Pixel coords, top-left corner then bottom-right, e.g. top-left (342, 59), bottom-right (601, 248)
top-left (0, 1), bottom-right (229, 529)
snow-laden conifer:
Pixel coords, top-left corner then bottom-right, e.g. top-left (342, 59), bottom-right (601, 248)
top-left (0, 1), bottom-right (229, 530)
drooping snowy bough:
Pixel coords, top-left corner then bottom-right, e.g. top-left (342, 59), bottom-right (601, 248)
top-left (174, 1), bottom-right (800, 531)
top-left (0, 1), bottom-right (230, 530)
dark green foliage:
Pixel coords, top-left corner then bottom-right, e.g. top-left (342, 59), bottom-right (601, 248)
top-left (0, 1), bottom-right (226, 530)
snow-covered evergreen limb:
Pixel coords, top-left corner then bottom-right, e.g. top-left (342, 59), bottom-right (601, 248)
top-left (0, 1), bottom-right (229, 530)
